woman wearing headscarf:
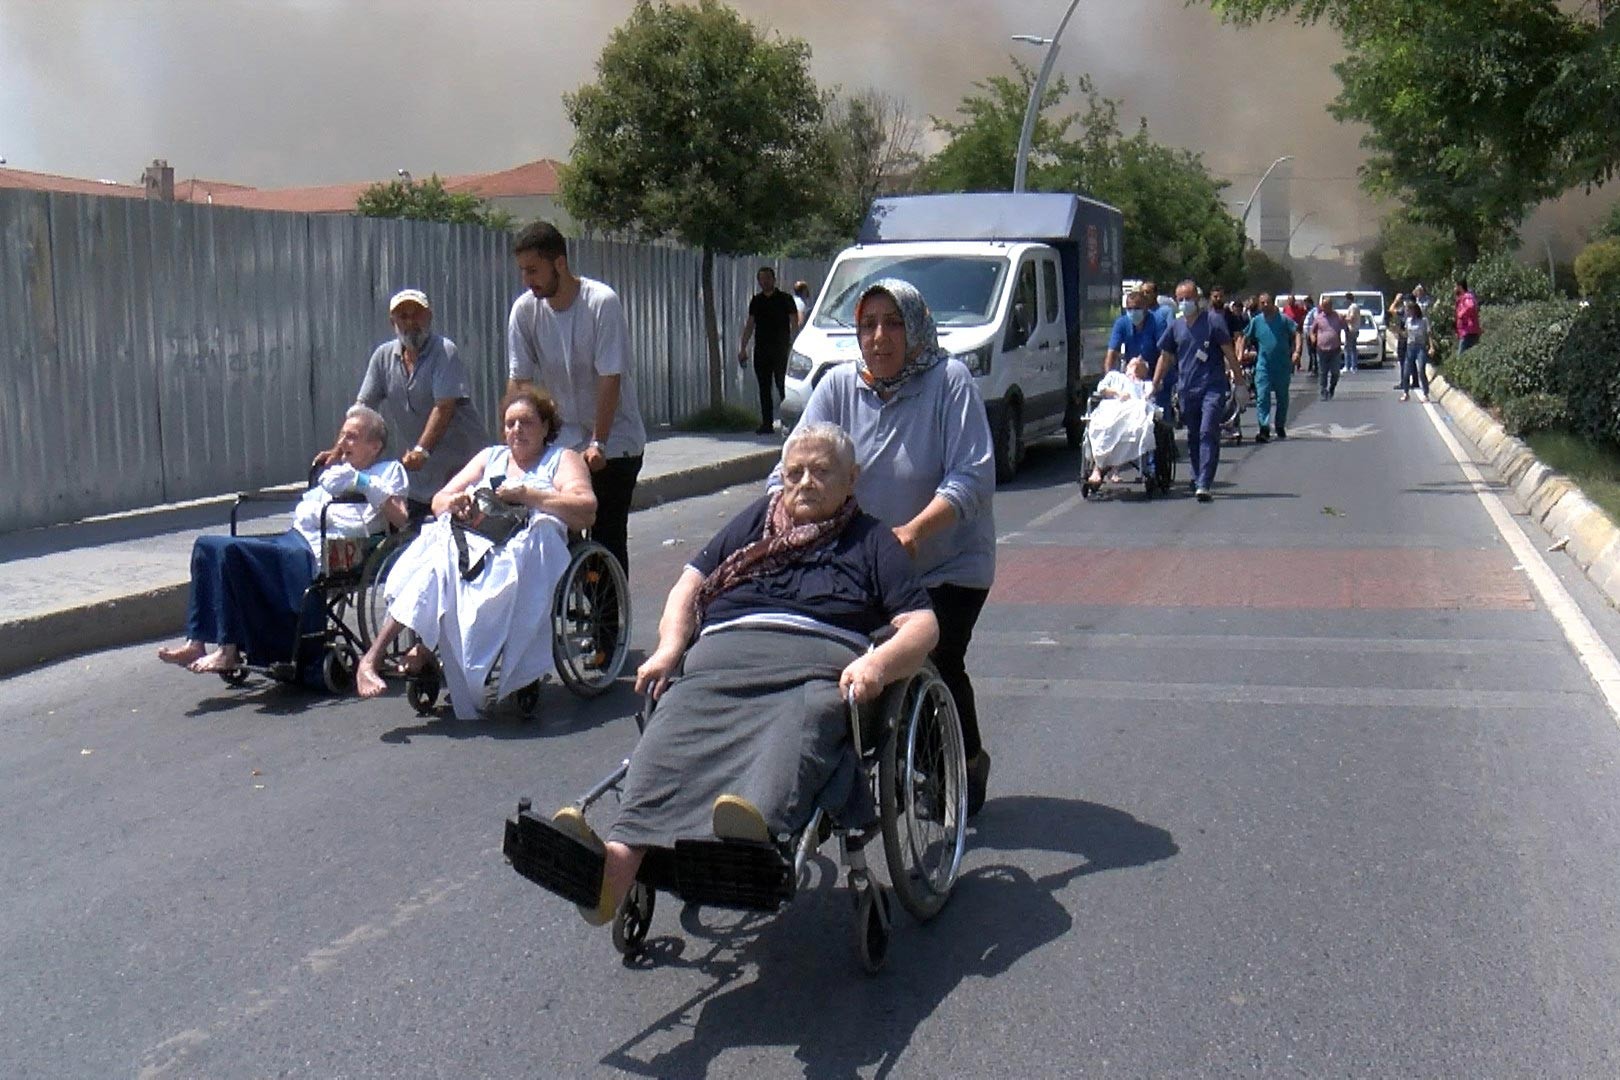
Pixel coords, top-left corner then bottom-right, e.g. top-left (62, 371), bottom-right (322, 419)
top-left (784, 278), bottom-right (997, 815)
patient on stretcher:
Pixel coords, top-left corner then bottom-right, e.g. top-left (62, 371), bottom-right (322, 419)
top-left (1087, 358), bottom-right (1161, 484)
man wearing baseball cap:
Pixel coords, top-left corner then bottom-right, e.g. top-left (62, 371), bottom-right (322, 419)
top-left (319, 288), bottom-right (483, 515)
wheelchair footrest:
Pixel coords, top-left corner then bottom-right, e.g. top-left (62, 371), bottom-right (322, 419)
top-left (503, 810), bottom-right (605, 909)
top-left (671, 838), bottom-right (795, 911)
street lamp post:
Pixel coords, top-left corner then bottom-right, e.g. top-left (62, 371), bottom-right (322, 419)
top-left (1012, 0), bottom-right (1082, 194)
top-left (1286, 211), bottom-right (1317, 255)
top-left (1237, 155), bottom-right (1294, 243)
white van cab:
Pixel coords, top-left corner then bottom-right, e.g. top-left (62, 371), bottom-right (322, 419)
top-left (781, 193), bottom-right (1123, 482)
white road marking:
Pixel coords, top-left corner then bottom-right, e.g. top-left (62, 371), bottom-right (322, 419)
top-left (1000, 490), bottom-right (1087, 543)
top-left (1421, 402), bottom-right (1620, 726)
top-left (1283, 421), bottom-right (1380, 441)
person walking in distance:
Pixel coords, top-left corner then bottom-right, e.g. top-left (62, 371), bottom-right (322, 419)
top-left (507, 220), bottom-right (648, 578)
top-left (1340, 292), bottom-right (1362, 372)
top-left (1152, 279), bottom-right (1242, 503)
top-left (791, 280), bottom-right (812, 326)
top-left (1243, 292), bottom-right (1301, 442)
top-left (738, 267), bottom-right (801, 434)
top-left (1399, 298), bottom-right (1433, 403)
top-left (1310, 295), bottom-right (1350, 400)
top-left (1455, 278), bottom-right (1481, 355)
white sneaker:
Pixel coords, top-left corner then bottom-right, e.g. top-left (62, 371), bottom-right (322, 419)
top-left (1399, 392), bottom-right (1409, 402)
top-left (1418, 391), bottom-right (1429, 403)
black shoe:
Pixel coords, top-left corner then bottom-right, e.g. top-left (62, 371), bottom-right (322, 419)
top-left (1256, 426), bottom-right (1270, 443)
top-left (1275, 427), bottom-right (1287, 440)
top-left (966, 750), bottom-right (991, 818)
top-left (1195, 487), bottom-right (1213, 503)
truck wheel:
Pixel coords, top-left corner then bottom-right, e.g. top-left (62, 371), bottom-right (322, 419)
top-left (994, 402), bottom-right (1023, 484)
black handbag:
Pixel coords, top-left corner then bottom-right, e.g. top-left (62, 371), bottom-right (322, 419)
top-left (451, 482), bottom-right (527, 579)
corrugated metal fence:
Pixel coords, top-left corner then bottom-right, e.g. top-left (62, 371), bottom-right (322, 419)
top-left (0, 188), bottom-right (824, 532)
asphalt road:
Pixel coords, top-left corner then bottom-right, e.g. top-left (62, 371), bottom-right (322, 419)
top-left (6, 369), bottom-right (1620, 1078)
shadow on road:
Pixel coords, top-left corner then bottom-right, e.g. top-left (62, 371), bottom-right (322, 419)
top-left (598, 796), bottom-right (1176, 1078)
top-left (377, 674), bottom-right (642, 743)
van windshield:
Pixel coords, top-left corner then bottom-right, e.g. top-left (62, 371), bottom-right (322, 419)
top-left (814, 254), bottom-right (1009, 329)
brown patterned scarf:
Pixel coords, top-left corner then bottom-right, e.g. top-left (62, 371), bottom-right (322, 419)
top-left (693, 490), bottom-right (860, 620)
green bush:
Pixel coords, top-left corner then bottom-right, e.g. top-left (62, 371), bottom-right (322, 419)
top-left (1454, 299), bottom-right (1579, 406)
top-left (1575, 238), bottom-right (1620, 299)
top-left (1500, 392), bottom-right (1570, 436)
top-left (1478, 252), bottom-right (1555, 304)
top-left (1465, 250), bottom-right (1554, 306)
top-left (1549, 294), bottom-right (1620, 444)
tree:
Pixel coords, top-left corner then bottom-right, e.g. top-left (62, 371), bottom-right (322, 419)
top-left (781, 88), bottom-right (923, 256)
top-left (1373, 212), bottom-right (1464, 291)
top-left (1206, 0), bottom-right (1604, 264)
top-left (561, 0), bottom-right (827, 404)
top-left (914, 60), bottom-right (1075, 192)
top-left (1242, 248), bottom-right (1294, 295)
top-left (355, 175), bottom-right (513, 230)
top-left (914, 63), bottom-right (1246, 286)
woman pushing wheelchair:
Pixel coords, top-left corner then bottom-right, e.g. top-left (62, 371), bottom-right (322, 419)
top-left (530, 422), bottom-right (939, 926)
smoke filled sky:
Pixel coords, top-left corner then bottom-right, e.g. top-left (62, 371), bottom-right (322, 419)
top-left (1, 0), bottom-right (1610, 258)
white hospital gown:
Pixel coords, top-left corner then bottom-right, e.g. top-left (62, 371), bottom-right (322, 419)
top-left (383, 444), bottom-right (572, 718)
top-left (1087, 373), bottom-right (1159, 468)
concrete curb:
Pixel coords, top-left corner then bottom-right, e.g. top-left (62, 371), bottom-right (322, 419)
top-left (1430, 373), bottom-right (1620, 610)
top-left (1, 448), bottom-right (783, 677)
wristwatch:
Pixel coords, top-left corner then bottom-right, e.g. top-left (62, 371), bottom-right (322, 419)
top-left (412, 444), bottom-right (431, 458)
top-left (588, 439), bottom-right (605, 453)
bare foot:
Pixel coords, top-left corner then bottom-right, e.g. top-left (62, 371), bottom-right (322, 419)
top-left (356, 659), bottom-right (388, 699)
top-left (158, 641), bottom-right (206, 666)
top-left (1088, 470), bottom-right (1103, 484)
top-left (188, 646), bottom-right (240, 674)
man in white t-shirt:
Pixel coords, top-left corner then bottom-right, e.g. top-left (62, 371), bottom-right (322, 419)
top-left (507, 221), bottom-right (647, 577)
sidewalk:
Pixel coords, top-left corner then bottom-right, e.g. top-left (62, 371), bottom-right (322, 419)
top-left (0, 432), bottom-right (784, 677)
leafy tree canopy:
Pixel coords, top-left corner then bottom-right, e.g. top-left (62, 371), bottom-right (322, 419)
top-left (915, 62), bottom-right (1245, 287)
top-left (780, 88), bottom-right (923, 257)
top-left (560, 0), bottom-right (826, 255)
top-left (355, 175), bottom-right (512, 230)
top-left (1207, 0), bottom-right (1611, 263)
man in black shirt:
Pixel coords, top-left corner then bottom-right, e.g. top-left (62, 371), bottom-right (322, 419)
top-left (738, 266), bottom-right (801, 434)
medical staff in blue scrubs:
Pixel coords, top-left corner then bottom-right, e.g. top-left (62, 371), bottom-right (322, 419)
top-left (1104, 289), bottom-right (1162, 374)
top-left (1243, 292), bottom-right (1302, 443)
top-left (1151, 279), bottom-right (1243, 503)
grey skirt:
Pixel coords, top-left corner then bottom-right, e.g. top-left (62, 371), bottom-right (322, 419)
top-left (608, 625), bottom-right (872, 849)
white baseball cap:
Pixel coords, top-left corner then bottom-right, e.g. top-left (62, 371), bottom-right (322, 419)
top-left (388, 288), bottom-right (431, 313)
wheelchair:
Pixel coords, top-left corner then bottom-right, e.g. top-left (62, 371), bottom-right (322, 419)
top-left (213, 490), bottom-right (406, 694)
top-left (358, 526), bottom-right (632, 715)
top-left (501, 656), bottom-right (969, 974)
top-left (1078, 391), bottom-right (1177, 499)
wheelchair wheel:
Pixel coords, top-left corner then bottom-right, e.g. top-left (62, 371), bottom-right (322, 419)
top-left (853, 883), bottom-right (892, 974)
top-left (877, 665), bottom-right (968, 922)
top-left (1078, 441), bottom-right (1099, 500)
top-left (356, 533), bottom-right (420, 658)
top-left (407, 665), bottom-right (442, 715)
top-left (322, 645), bottom-right (357, 694)
top-left (612, 882), bottom-right (656, 958)
top-left (553, 541), bottom-right (630, 698)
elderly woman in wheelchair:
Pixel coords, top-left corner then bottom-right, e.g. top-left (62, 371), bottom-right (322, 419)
top-left (158, 405), bottom-right (409, 678)
top-left (355, 387), bottom-right (597, 718)
top-left (505, 422), bottom-right (968, 970)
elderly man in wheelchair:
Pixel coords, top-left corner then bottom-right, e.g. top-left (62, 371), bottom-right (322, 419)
top-left (504, 422), bottom-right (967, 970)
top-left (1081, 357), bottom-right (1176, 498)
top-left (157, 405), bottom-right (409, 681)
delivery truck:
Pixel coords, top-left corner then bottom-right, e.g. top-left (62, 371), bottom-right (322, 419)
top-left (781, 191), bottom-right (1124, 482)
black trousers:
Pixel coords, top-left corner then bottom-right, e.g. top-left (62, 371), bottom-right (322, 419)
top-left (591, 454), bottom-right (643, 579)
top-left (754, 349), bottom-right (789, 427)
top-left (927, 582), bottom-right (989, 761)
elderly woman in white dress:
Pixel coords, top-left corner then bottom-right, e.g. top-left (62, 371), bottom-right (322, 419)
top-left (356, 388), bottom-right (597, 717)
top-left (1085, 357), bottom-right (1161, 485)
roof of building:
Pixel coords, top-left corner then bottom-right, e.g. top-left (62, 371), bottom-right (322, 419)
top-left (0, 159), bottom-right (563, 214)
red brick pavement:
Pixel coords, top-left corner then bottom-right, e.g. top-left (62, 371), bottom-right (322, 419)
top-left (992, 546), bottom-right (1535, 610)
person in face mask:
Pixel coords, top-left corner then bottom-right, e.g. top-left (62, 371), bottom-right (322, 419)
top-left (1152, 279), bottom-right (1242, 502)
top-left (318, 288), bottom-right (486, 516)
top-left (1104, 289), bottom-right (1162, 374)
